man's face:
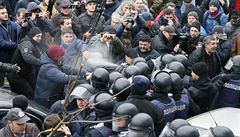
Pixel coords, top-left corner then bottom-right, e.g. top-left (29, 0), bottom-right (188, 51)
top-left (61, 33), bottom-right (73, 45)
top-left (125, 55), bottom-right (133, 64)
top-left (205, 39), bottom-right (218, 54)
top-left (76, 99), bottom-right (88, 109)
top-left (61, 18), bottom-right (72, 29)
top-left (60, 6), bottom-right (72, 15)
top-left (9, 121), bottom-right (27, 135)
top-left (190, 27), bottom-right (200, 38)
top-left (32, 34), bottom-right (42, 43)
top-left (0, 8), bottom-right (8, 21)
top-left (231, 15), bottom-right (240, 25)
top-left (191, 71), bottom-right (199, 81)
top-left (187, 16), bottom-right (197, 25)
top-left (106, 0), bottom-right (113, 5)
top-left (209, 5), bottom-right (218, 13)
top-left (113, 117), bottom-right (128, 128)
top-left (134, 0), bottom-right (144, 9)
top-left (164, 14), bottom-right (174, 20)
top-left (85, 2), bottom-right (96, 13)
top-left (139, 41), bottom-right (151, 53)
top-left (111, 18), bottom-right (121, 27)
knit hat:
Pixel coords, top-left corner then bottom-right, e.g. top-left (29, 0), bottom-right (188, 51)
top-left (47, 45), bottom-right (65, 62)
top-left (190, 21), bottom-right (201, 31)
top-left (28, 27), bottom-right (42, 37)
top-left (209, 0), bottom-right (220, 9)
top-left (187, 11), bottom-right (199, 20)
top-left (192, 62), bottom-right (208, 77)
top-left (27, 2), bottom-right (41, 12)
top-left (104, 25), bottom-right (116, 34)
top-left (141, 12), bottom-right (153, 21)
top-left (12, 95), bottom-right (28, 111)
top-left (125, 48), bottom-right (138, 58)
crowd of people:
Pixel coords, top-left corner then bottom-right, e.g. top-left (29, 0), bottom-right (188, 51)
top-left (0, 0), bottom-right (240, 136)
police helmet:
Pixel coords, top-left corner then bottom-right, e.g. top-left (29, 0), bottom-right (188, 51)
top-left (113, 103), bottom-right (138, 119)
top-left (175, 54), bottom-right (190, 68)
top-left (170, 73), bottom-right (183, 94)
top-left (153, 71), bottom-right (172, 94)
top-left (169, 119), bottom-right (190, 132)
top-left (109, 71), bottom-right (124, 86)
top-left (135, 62), bottom-right (150, 76)
top-left (133, 57), bottom-right (146, 65)
top-left (90, 92), bottom-right (114, 114)
top-left (160, 54), bottom-right (176, 69)
top-left (91, 68), bottom-right (109, 89)
top-left (232, 55), bottom-right (240, 72)
top-left (131, 75), bottom-right (150, 96)
top-left (69, 84), bottom-right (95, 103)
top-left (128, 113), bottom-right (154, 134)
top-left (175, 125), bottom-right (200, 137)
top-left (204, 126), bottom-right (234, 137)
top-left (167, 61), bottom-right (185, 78)
top-left (123, 65), bottom-right (140, 78)
top-left (111, 77), bottom-right (131, 101)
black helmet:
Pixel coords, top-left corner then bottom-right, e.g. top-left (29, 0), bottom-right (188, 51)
top-left (111, 77), bottom-right (131, 101)
top-left (169, 119), bottom-right (190, 132)
top-left (113, 103), bottom-right (138, 118)
top-left (91, 68), bottom-right (109, 89)
top-left (167, 61), bottom-right (185, 78)
top-left (153, 71), bottom-right (172, 94)
top-left (90, 92), bottom-right (114, 115)
top-left (175, 54), bottom-right (190, 68)
top-left (170, 73), bottom-right (183, 93)
top-left (69, 84), bottom-right (95, 103)
top-left (133, 57), bottom-right (146, 65)
top-left (123, 65), bottom-right (140, 78)
top-left (135, 62), bottom-right (150, 76)
top-left (109, 71), bottom-right (124, 86)
top-left (175, 125), bottom-right (200, 137)
top-left (160, 54), bottom-right (176, 69)
top-left (232, 55), bottom-right (240, 72)
top-left (131, 75), bottom-right (150, 96)
top-left (206, 126), bottom-right (234, 137)
top-left (128, 113), bottom-right (154, 137)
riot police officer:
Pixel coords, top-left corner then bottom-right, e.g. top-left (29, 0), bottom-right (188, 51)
top-left (90, 68), bottom-right (110, 93)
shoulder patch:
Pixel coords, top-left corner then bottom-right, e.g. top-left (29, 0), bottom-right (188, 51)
top-left (23, 48), bottom-right (29, 53)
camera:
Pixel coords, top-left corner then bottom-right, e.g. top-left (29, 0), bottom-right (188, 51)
top-left (125, 18), bottom-right (134, 31)
top-left (23, 12), bottom-right (32, 22)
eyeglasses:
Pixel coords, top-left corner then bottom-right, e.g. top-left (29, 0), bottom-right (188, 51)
top-left (62, 6), bottom-right (71, 9)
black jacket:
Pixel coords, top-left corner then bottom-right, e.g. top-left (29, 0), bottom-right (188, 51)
top-left (0, 62), bottom-right (17, 72)
top-left (127, 95), bottom-right (166, 136)
top-left (188, 47), bottom-right (223, 78)
top-left (188, 76), bottom-right (214, 113)
top-left (9, 36), bottom-right (41, 79)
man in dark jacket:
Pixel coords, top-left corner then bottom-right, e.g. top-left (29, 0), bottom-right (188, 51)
top-left (0, 6), bottom-right (19, 86)
top-left (133, 34), bottom-right (160, 60)
top-left (152, 25), bottom-right (178, 54)
top-left (0, 108), bottom-right (40, 137)
top-left (188, 35), bottom-right (223, 78)
top-left (78, 0), bottom-right (105, 41)
top-left (7, 27), bottom-right (42, 99)
top-left (34, 45), bottom-right (86, 108)
top-left (127, 75), bottom-right (166, 136)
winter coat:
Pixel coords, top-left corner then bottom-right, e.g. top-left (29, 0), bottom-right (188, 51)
top-left (188, 47), bottom-right (223, 78)
top-left (34, 53), bottom-right (80, 108)
top-left (188, 76), bottom-right (214, 112)
top-left (0, 62), bottom-right (17, 72)
top-left (0, 123), bottom-right (39, 137)
top-left (88, 34), bottom-right (124, 62)
top-left (9, 36), bottom-right (41, 80)
top-left (0, 21), bottom-right (19, 63)
top-left (217, 39), bottom-right (232, 66)
top-left (203, 7), bottom-right (228, 34)
top-left (78, 12), bottom-right (105, 38)
top-left (104, 0), bottom-right (120, 21)
top-left (133, 47), bottom-right (160, 61)
top-left (127, 95), bottom-right (166, 136)
top-left (182, 24), bottom-right (207, 38)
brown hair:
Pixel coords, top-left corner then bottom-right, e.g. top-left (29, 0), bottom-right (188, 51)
top-left (43, 114), bottom-right (61, 130)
